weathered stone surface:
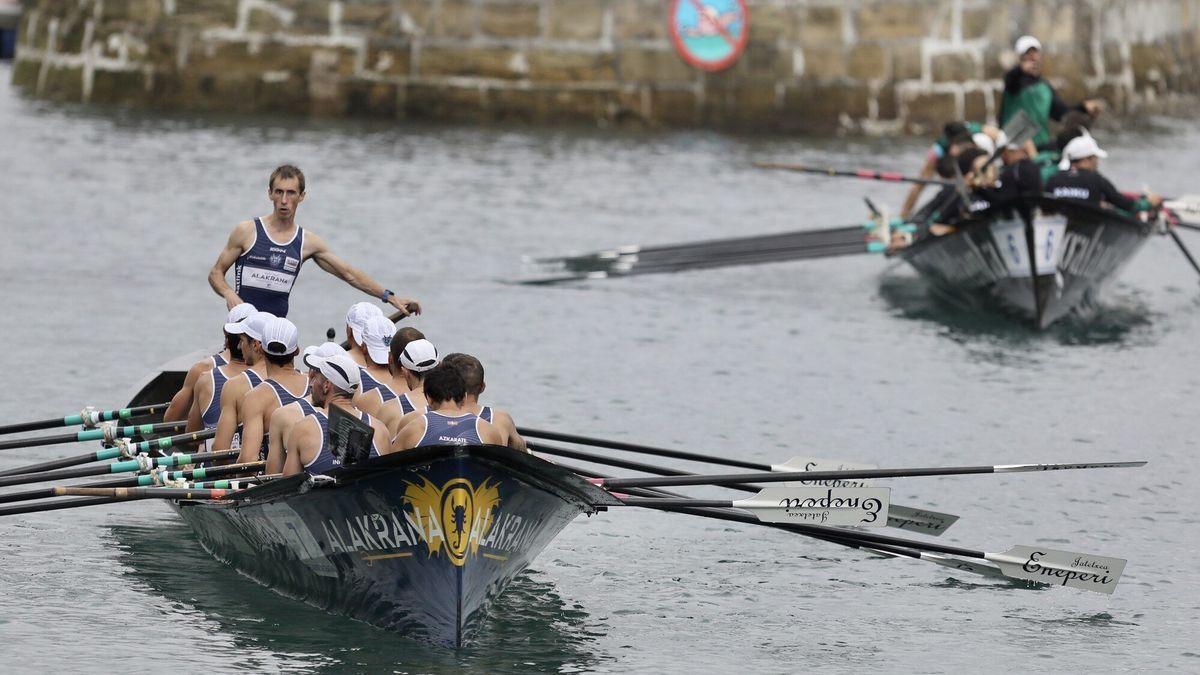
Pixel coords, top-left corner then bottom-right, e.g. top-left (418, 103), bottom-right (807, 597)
top-left (963, 89), bottom-right (989, 121)
top-left (432, 0), bottom-right (476, 39)
top-left (617, 47), bottom-right (692, 83)
top-left (547, 0), bottom-right (605, 41)
top-left (798, 6), bottom-right (843, 46)
top-left (366, 40), bottom-right (413, 76)
top-left (343, 78), bottom-right (399, 116)
top-left (801, 45), bottom-right (847, 80)
top-left (782, 81), bottom-right (870, 133)
top-left (488, 86), bottom-right (542, 122)
top-left (855, 2), bottom-right (935, 41)
top-left (528, 50), bottom-right (616, 82)
top-left (614, 0), bottom-right (666, 41)
top-left (906, 91), bottom-right (957, 128)
top-left (419, 46), bottom-right (524, 79)
top-left (651, 88), bottom-right (699, 126)
top-left (479, 2), bottom-right (541, 39)
top-left (848, 43), bottom-right (887, 80)
top-left (751, 6), bottom-right (800, 43)
top-left (931, 52), bottom-right (977, 82)
top-left (891, 42), bottom-right (922, 80)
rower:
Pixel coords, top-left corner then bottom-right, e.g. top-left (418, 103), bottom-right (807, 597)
top-left (352, 313), bottom-right (405, 417)
top-left (186, 308), bottom-right (259, 450)
top-left (235, 316), bottom-right (310, 464)
top-left (164, 302), bottom-right (255, 422)
top-left (207, 164), bottom-right (421, 319)
top-left (900, 123), bottom-right (986, 218)
top-left (264, 341), bottom-right (344, 474)
top-left (1045, 135), bottom-right (1162, 214)
top-left (211, 311), bottom-right (273, 454)
top-left (283, 353), bottom-right (388, 476)
top-left (442, 353), bottom-right (527, 452)
top-left (344, 301), bottom-right (383, 368)
top-left (381, 338), bottom-right (440, 438)
top-left (1000, 35), bottom-right (1102, 151)
top-left (393, 363), bottom-right (504, 451)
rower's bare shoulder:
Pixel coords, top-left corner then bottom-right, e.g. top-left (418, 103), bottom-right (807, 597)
top-left (301, 228), bottom-right (327, 257)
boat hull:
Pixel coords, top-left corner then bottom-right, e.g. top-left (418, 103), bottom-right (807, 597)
top-left (896, 199), bottom-right (1154, 329)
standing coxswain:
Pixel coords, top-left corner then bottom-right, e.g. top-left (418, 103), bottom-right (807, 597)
top-left (442, 353), bottom-right (527, 451)
top-left (235, 317), bottom-right (310, 464)
top-left (163, 303), bottom-right (256, 422)
top-left (210, 311), bottom-right (273, 453)
top-left (283, 353), bottom-right (388, 476)
top-left (207, 164), bottom-right (421, 319)
top-left (394, 364), bottom-right (504, 450)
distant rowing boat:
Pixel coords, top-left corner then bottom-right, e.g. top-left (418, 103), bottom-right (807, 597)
top-left (124, 351), bottom-right (621, 647)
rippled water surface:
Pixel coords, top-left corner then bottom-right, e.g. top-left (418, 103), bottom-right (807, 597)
top-left (1, 62), bottom-right (1198, 672)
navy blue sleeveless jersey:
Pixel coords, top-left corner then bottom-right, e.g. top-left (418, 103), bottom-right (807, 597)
top-left (417, 411), bottom-right (484, 447)
top-left (479, 405), bottom-right (493, 423)
top-left (234, 218), bottom-right (305, 317)
top-left (211, 353), bottom-right (227, 369)
top-left (399, 392), bottom-right (420, 415)
top-left (360, 368), bottom-right (399, 403)
top-left (201, 368), bottom-right (261, 455)
top-left (265, 379), bottom-right (310, 408)
top-left (299, 401), bottom-right (374, 474)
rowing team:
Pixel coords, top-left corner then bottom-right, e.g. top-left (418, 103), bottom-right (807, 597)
top-left (163, 302), bottom-right (526, 476)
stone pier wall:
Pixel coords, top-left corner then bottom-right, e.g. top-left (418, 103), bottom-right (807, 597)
top-left (11, 0), bottom-right (1200, 133)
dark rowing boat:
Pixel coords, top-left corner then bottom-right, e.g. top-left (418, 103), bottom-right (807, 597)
top-left (123, 351), bottom-right (622, 647)
top-left (893, 197), bottom-right (1156, 329)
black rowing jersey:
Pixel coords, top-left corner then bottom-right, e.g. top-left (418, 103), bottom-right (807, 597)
top-left (1044, 168), bottom-right (1136, 212)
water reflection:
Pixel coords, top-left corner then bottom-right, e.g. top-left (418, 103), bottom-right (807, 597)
top-left (106, 523), bottom-right (606, 673)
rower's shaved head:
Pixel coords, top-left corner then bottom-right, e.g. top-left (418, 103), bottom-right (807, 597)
top-left (443, 353), bottom-right (485, 396)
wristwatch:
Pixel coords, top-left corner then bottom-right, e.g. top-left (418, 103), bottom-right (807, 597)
top-left (381, 289), bottom-right (394, 303)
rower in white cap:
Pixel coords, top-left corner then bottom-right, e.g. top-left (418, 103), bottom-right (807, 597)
top-left (393, 363), bottom-right (504, 451)
top-left (377, 338), bottom-right (440, 439)
top-left (282, 352), bottom-right (388, 475)
top-left (164, 302), bottom-right (256, 422)
top-left (265, 341), bottom-right (345, 474)
top-left (211, 310), bottom-right (275, 454)
top-left (186, 306), bottom-right (266, 450)
top-left (344, 301), bottom-right (383, 368)
top-left (1045, 134), bottom-right (1162, 213)
top-left (235, 316), bottom-right (311, 464)
top-left (352, 313), bottom-right (407, 417)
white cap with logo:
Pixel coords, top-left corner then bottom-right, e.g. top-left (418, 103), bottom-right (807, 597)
top-left (262, 316), bottom-right (300, 356)
top-left (1058, 133), bottom-right (1107, 170)
top-left (399, 338), bottom-right (440, 373)
top-left (361, 315), bottom-right (396, 365)
top-left (302, 342), bottom-right (346, 370)
top-left (227, 310), bottom-right (275, 342)
top-left (346, 302), bottom-right (384, 344)
top-left (223, 303), bottom-right (256, 332)
top-left (309, 352), bottom-right (362, 393)
top-left (1015, 35), bottom-right (1041, 56)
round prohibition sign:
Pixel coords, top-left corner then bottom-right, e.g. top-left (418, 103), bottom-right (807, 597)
top-left (668, 0), bottom-right (750, 72)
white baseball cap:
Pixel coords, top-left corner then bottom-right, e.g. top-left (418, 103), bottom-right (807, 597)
top-left (1058, 134), bottom-right (1107, 170)
top-left (346, 302), bottom-right (384, 343)
top-left (262, 317), bottom-right (300, 356)
top-left (309, 352), bottom-right (362, 393)
top-left (399, 338), bottom-right (440, 373)
top-left (361, 314), bottom-right (396, 365)
top-left (1015, 35), bottom-right (1041, 56)
top-left (227, 310), bottom-right (274, 342)
top-left (224, 303), bottom-right (256, 330)
top-left (302, 342), bottom-right (346, 370)
top-left (972, 132), bottom-right (995, 156)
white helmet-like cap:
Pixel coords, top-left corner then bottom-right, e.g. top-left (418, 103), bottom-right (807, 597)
top-left (1058, 134), bottom-right (1108, 170)
top-left (1015, 35), bottom-right (1042, 56)
top-left (346, 302), bottom-right (384, 344)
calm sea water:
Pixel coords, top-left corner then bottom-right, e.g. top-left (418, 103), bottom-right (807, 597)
top-left (1, 61), bottom-right (1198, 673)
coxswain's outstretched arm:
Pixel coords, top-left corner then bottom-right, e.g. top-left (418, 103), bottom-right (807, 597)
top-left (208, 221), bottom-right (254, 310)
top-left (305, 231), bottom-right (422, 317)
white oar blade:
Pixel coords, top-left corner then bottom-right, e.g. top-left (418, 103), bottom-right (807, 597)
top-left (918, 552), bottom-right (1011, 580)
top-left (988, 546), bottom-right (1127, 595)
top-left (994, 461), bottom-right (1146, 473)
top-left (771, 456), bottom-right (877, 487)
top-left (735, 487), bottom-right (890, 527)
top-left (886, 505), bottom-right (959, 537)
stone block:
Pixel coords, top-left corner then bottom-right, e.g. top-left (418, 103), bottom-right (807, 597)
top-left (101, 0), bottom-right (163, 23)
top-left (343, 78), bottom-right (399, 116)
top-left (548, 0), bottom-right (606, 41)
top-left (800, 45), bottom-right (846, 80)
top-left (617, 46), bottom-right (693, 83)
top-left (891, 42), bottom-right (921, 80)
top-left (614, 0), bottom-right (666, 41)
top-left (711, 40), bottom-right (790, 83)
top-left (855, 2), bottom-right (935, 41)
top-left (10, 59), bottom-right (40, 91)
top-left (256, 74), bottom-right (312, 114)
top-left (982, 47), bottom-right (1007, 80)
top-left (488, 87), bottom-right (542, 122)
top-left (931, 52), bottom-right (977, 82)
top-left (1028, 4), bottom-right (1074, 50)
top-left (367, 41), bottom-right (413, 76)
top-left (396, 0), bottom-right (435, 34)
top-left (875, 84), bottom-right (898, 119)
top-left (651, 88), bottom-right (699, 125)
top-left (433, 0), bottom-right (477, 39)
top-left (88, 69), bottom-right (148, 104)
top-left (528, 50), bottom-right (616, 82)
top-left (702, 83), bottom-right (778, 129)
top-left (963, 89), bottom-right (988, 121)
top-left (798, 6), bottom-right (842, 46)
top-left (961, 8), bottom-right (990, 40)
top-left (246, 5), bottom-right (295, 33)
top-left (341, 2), bottom-right (397, 35)
top-left (479, 2), bottom-right (541, 39)
top-left (751, 5), bottom-right (800, 43)
top-left (848, 43), bottom-right (887, 80)
top-left (419, 46), bottom-right (525, 79)
top-left (782, 81), bottom-right (869, 132)
top-left (40, 63), bottom-right (85, 102)
top-left (905, 91), bottom-right (957, 128)
top-left (541, 89), bottom-right (606, 123)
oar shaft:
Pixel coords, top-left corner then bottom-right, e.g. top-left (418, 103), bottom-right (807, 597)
top-left (0, 496), bottom-right (120, 517)
top-left (755, 162), bottom-right (953, 186)
top-left (0, 402), bottom-right (170, 436)
top-left (0, 461), bottom-right (265, 506)
top-left (0, 427), bottom-right (215, 477)
top-left (0, 448), bottom-right (238, 488)
top-left (53, 486), bottom-right (231, 500)
top-left (520, 428), bottom-right (770, 470)
top-left (0, 420), bottom-right (185, 452)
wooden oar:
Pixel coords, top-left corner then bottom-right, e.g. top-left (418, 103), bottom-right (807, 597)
top-left (0, 421), bottom-right (185, 452)
top-left (528, 441), bottom-right (958, 535)
top-left (0, 402), bottom-right (170, 436)
top-left (754, 162), bottom-right (953, 186)
top-left (0, 461), bottom-right (265, 506)
top-left (53, 486), bottom-right (234, 500)
top-left (0, 448), bottom-right (238, 489)
top-left (594, 460), bottom-right (1146, 489)
top-left (0, 428), bottom-right (217, 477)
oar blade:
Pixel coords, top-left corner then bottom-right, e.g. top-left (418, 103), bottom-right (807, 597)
top-left (995, 461), bottom-right (1147, 473)
top-left (988, 545), bottom-right (1127, 594)
top-left (771, 456), bottom-right (877, 487)
top-left (886, 505), bottom-right (959, 537)
top-left (734, 487), bottom-right (891, 527)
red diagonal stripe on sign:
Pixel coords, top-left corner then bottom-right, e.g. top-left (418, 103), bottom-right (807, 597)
top-left (685, 0), bottom-right (738, 49)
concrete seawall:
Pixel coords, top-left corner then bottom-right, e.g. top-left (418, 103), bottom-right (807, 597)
top-left (10, 0), bottom-right (1200, 133)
